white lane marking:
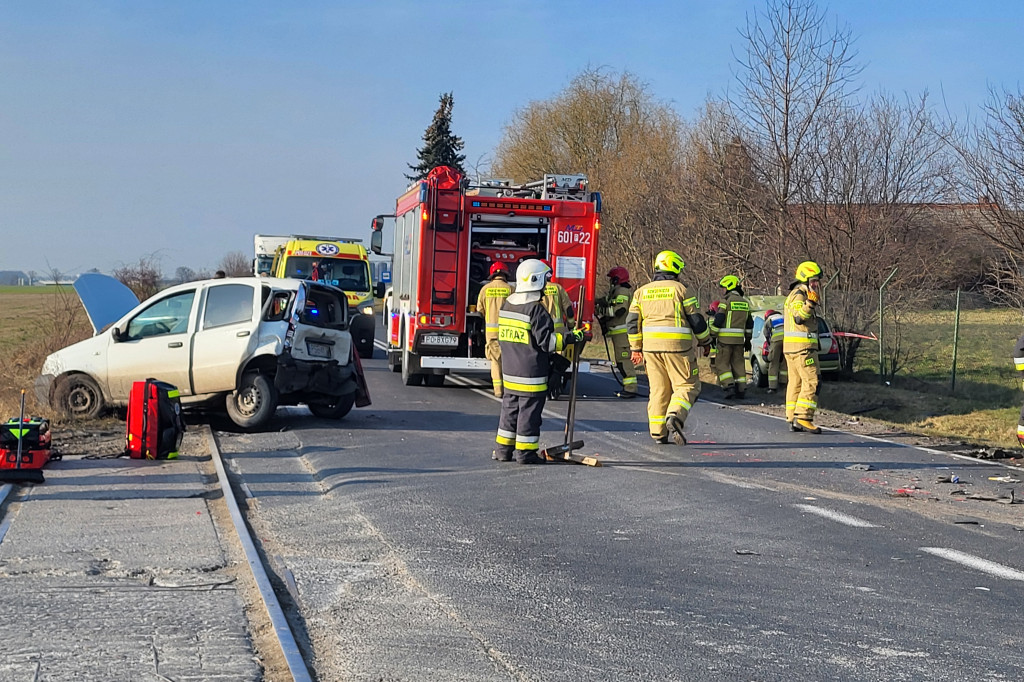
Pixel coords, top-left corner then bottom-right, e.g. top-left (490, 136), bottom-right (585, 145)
top-left (920, 547), bottom-right (1024, 581)
top-left (702, 470), bottom-right (777, 491)
top-left (792, 504), bottom-right (879, 528)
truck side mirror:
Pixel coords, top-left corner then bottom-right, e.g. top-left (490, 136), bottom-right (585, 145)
top-left (374, 282), bottom-right (386, 298)
top-left (370, 229), bottom-right (382, 255)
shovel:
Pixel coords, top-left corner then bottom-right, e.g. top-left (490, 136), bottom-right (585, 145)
top-left (0, 390), bottom-right (45, 484)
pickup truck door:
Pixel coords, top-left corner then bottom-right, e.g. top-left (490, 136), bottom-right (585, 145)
top-left (106, 289), bottom-right (198, 401)
top-left (190, 283), bottom-right (259, 394)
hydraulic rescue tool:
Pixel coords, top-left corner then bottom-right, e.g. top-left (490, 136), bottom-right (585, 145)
top-left (541, 287), bottom-right (601, 467)
top-left (0, 390), bottom-right (46, 484)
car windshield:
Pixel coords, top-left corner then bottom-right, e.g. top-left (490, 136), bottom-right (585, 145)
top-left (283, 257), bottom-right (370, 293)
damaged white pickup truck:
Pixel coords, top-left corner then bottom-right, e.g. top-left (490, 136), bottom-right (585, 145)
top-left (36, 274), bottom-right (370, 430)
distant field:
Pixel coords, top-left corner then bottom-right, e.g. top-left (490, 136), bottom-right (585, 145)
top-left (0, 289), bottom-right (92, 416)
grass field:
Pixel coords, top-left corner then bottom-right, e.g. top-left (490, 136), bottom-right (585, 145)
top-left (584, 306), bottom-right (1024, 448)
top-left (0, 288), bottom-right (92, 417)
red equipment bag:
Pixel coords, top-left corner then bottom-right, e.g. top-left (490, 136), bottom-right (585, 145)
top-left (0, 416), bottom-right (53, 470)
top-left (125, 379), bottom-right (186, 460)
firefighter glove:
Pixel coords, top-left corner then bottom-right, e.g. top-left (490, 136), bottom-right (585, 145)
top-left (744, 339), bottom-right (752, 352)
top-left (806, 288), bottom-right (820, 304)
top-left (570, 329), bottom-right (586, 347)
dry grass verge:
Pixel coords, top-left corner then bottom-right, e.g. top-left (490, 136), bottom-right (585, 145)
top-left (0, 287), bottom-right (92, 418)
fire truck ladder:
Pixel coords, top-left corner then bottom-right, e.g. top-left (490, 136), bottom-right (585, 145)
top-left (426, 179), bottom-right (464, 317)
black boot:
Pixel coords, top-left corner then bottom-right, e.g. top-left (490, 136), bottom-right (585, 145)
top-left (667, 414), bottom-right (687, 445)
top-left (492, 449), bottom-right (513, 462)
top-left (515, 450), bottom-right (545, 465)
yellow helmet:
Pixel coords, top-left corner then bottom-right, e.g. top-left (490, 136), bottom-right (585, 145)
top-left (719, 275), bottom-right (740, 291)
top-left (795, 261), bottom-right (822, 283)
top-left (653, 250), bottom-right (684, 275)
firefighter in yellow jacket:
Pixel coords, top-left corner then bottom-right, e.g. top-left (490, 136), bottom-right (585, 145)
top-left (709, 275), bottom-right (754, 399)
top-left (626, 250), bottom-right (710, 445)
top-left (476, 262), bottom-right (512, 397)
top-left (596, 266), bottom-right (637, 398)
top-left (784, 261), bottom-right (824, 433)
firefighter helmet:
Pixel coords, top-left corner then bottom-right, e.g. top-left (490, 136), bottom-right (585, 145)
top-left (515, 259), bottom-right (551, 293)
top-left (607, 266), bottom-right (629, 285)
top-left (763, 309), bottom-right (777, 318)
top-left (719, 275), bottom-right (740, 291)
top-left (795, 261), bottom-right (822, 283)
top-left (653, 250), bottom-right (684, 275)
top-left (488, 261), bottom-right (509, 278)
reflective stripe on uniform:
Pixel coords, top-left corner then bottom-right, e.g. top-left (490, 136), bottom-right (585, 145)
top-left (622, 376), bottom-right (637, 385)
top-left (1015, 356), bottom-right (1024, 371)
top-left (496, 428), bottom-right (515, 446)
top-left (717, 327), bottom-right (745, 338)
top-left (718, 371), bottom-right (734, 382)
top-left (668, 397), bottom-right (692, 414)
top-left (503, 374), bottom-right (547, 393)
top-left (643, 325), bottom-right (692, 339)
top-left (608, 324), bottom-right (628, 336)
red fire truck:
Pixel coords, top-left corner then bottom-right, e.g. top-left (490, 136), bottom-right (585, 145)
top-left (370, 166), bottom-right (601, 387)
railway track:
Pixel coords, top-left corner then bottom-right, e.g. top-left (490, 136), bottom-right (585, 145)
top-left (204, 425), bottom-right (314, 682)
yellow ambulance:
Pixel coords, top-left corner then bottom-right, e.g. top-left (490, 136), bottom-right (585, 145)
top-left (270, 236), bottom-right (381, 357)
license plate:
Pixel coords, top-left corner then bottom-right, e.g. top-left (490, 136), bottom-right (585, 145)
top-left (422, 334), bottom-right (458, 347)
top-left (306, 341), bottom-right (332, 358)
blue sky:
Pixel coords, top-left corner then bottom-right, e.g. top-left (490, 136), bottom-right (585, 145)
top-left (2, 0), bottom-right (1022, 276)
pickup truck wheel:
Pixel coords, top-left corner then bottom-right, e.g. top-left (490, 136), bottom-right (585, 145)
top-left (55, 374), bottom-right (105, 420)
top-left (226, 373), bottom-right (277, 430)
top-left (308, 392), bottom-right (355, 419)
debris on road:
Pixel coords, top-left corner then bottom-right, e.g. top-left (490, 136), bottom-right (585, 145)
top-left (988, 475), bottom-right (1020, 483)
top-left (735, 549), bottom-right (760, 556)
top-left (845, 463), bottom-right (873, 471)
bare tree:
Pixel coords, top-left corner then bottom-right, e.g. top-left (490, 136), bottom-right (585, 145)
top-left (729, 0), bottom-right (862, 292)
top-left (174, 266), bottom-right (196, 284)
top-left (217, 251), bottom-right (252, 278)
top-left (949, 86), bottom-right (1024, 308)
top-left (492, 68), bottom-right (689, 283)
top-left (113, 256), bottom-right (162, 300)
top-left (795, 92), bottom-right (956, 372)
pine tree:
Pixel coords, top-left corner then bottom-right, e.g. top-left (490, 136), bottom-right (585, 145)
top-left (406, 92), bottom-right (467, 181)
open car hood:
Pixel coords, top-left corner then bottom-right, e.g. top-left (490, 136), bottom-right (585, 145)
top-left (73, 273), bottom-right (141, 334)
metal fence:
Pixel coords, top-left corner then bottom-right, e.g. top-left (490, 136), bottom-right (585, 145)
top-left (804, 286), bottom-right (1020, 406)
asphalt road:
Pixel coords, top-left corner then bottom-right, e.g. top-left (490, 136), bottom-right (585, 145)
top-left (217, 341), bottom-right (1024, 682)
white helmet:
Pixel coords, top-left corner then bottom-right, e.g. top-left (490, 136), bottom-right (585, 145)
top-left (515, 259), bottom-right (551, 293)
